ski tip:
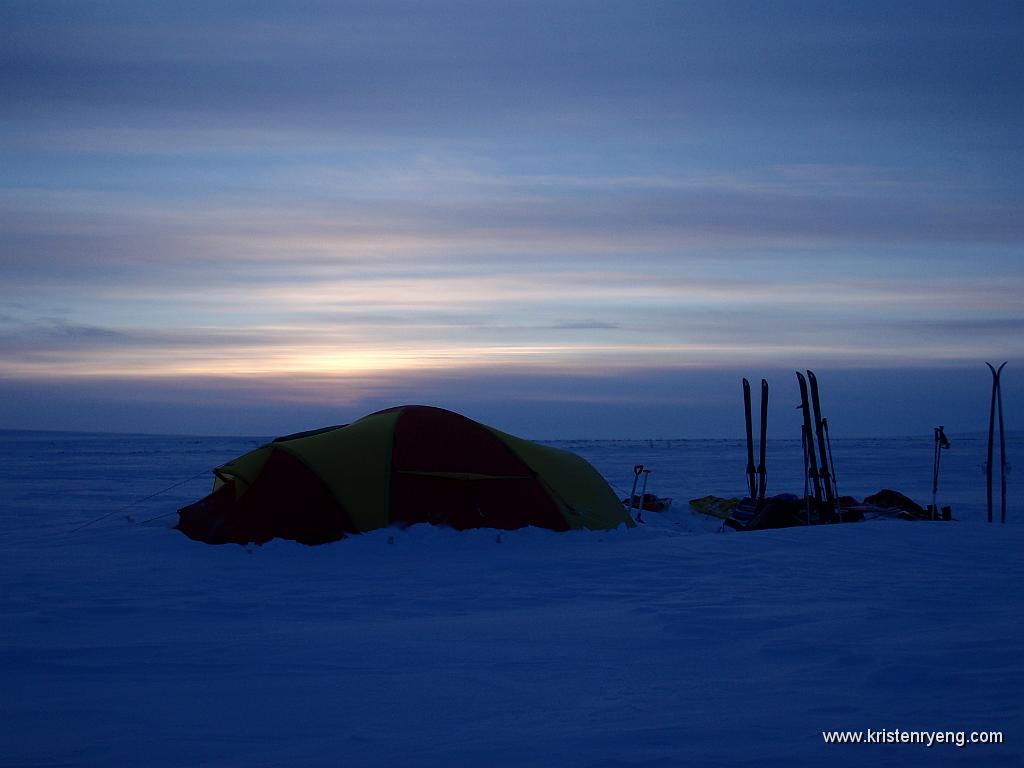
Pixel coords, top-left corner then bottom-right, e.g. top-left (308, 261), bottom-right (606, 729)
top-left (742, 377), bottom-right (750, 387)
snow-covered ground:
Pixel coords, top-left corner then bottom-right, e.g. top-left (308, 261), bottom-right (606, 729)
top-left (2, 430), bottom-right (1022, 767)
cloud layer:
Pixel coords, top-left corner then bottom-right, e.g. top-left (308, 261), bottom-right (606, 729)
top-left (1, 1), bottom-right (1021, 435)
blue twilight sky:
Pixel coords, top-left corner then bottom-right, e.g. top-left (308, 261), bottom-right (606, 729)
top-left (1, 0), bottom-right (1021, 438)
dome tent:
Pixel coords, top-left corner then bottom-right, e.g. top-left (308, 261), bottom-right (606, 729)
top-left (177, 405), bottom-right (633, 545)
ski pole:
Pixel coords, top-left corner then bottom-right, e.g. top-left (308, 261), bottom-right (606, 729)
top-left (823, 417), bottom-right (838, 503)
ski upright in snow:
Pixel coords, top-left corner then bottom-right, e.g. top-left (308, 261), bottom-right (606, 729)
top-left (757, 378), bottom-right (768, 503)
top-left (796, 372), bottom-right (823, 507)
top-left (807, 370), bottom-right (838, 509)
top-left (743, 379), bottom-right (757, 499)
top-left (986, 362), bottom-right (1008, 524)
top-left (742, 378), bottom-right (769, 503)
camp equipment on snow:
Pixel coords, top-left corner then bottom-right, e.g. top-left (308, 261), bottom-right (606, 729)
top-left (177, 405), bottom-right (633, 545)
top-left (622, 492), bottom-right (673, 513)
top-left (622, 466), bottom-right (672, 516)
top-left (690, 488), bottom-right (947, 531)
top-left (688, 495), bottom-right (739, 521)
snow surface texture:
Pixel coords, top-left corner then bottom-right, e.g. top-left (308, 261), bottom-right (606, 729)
top-left (2, 430), bottom-right (1022, 767)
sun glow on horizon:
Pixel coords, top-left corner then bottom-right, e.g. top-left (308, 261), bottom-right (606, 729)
top-left (1, 2), bottom-right (1021, 435)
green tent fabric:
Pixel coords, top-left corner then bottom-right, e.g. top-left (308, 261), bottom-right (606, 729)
top-left (177, 405), bottom-right (633, 544)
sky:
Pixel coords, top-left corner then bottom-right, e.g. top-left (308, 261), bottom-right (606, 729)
top-left (1, 0), bottom-right (1022, 438)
